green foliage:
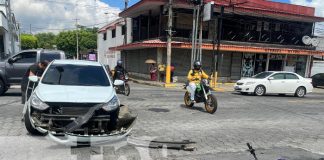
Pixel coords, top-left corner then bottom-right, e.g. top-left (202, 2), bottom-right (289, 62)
top-left (21, 34), bottom-right (38, 50)
top-left (35, 32), bottom-right (56, 49)
top-left (55, 28), bottom-right (97, 58)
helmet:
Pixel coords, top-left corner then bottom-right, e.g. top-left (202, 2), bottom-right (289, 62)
top-left (117, 60), bottom-right (123, 67)
top-left (193, 60), bottom-right (202, 70)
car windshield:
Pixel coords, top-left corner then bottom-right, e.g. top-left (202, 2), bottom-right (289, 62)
top-left (252, 72), bottom-right (274, 79)
top-left (42, 64), bottom-right (110, 86)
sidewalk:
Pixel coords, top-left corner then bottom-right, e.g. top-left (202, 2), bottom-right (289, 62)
top-left (130, 78), bottom-right (235, 92)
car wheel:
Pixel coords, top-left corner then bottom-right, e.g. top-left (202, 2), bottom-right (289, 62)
top-left (254, 85), bottom-right (265, 96)
top-left (24, 108), bottom-right (46, 136)
top-left (0, 79), bottom-right (6, 96)
top-left (295, 87), bottom-right (306, 98)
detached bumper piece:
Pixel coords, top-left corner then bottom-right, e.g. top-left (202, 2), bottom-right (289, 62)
top-left (128, 138), bottom-right (196, 151)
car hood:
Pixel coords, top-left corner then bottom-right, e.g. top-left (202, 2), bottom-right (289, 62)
top-left (35, 83), bottom-right (115, 103)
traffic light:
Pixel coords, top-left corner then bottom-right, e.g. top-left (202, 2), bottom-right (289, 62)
top-left (189, 0), bottom-right (202, 5)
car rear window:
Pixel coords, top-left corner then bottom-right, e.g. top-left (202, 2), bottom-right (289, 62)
top-left (40, 52), bottom-right (61, 62)
top-left (42, 64), bottom-right (110, 86)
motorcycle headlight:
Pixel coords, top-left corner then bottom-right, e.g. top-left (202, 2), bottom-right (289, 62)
top-left (30, 93), bottom-right (50, 110)
top-left (245, 82), bottom-right (256, 85)
top-left (102, 96), bottom-right (120, 112)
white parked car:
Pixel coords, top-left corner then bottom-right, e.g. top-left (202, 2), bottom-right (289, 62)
top-left (234, 71), bottom-right (313, 97)
top-left (23, 60), bottom-right (135, 145)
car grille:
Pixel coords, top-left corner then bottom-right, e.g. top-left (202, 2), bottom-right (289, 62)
top-left (237, 82), bottom-right (244, 86)
top-left (46, 102), bottom-right (100, 115)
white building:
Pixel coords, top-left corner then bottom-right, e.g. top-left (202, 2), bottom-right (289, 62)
top-left (97, 18), bottom-right (132, 68)
top-left (0, 0), bottom-right (20, 60)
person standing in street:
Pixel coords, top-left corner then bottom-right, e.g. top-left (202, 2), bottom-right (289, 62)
top-left (21, 61), bottom-right (49, 104)
top-left (171, 63), bottom-right (175, 82)
top-left (158, 63), bottom-right (166, 82)
top-left (149, 63), bottom-right (157, 81)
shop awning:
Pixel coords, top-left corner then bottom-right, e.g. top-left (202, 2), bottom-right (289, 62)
top-left (111, 39), bottom-right (324, 56)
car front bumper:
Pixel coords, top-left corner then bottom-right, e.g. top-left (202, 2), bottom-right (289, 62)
top-left (234, 85), bottom-right (255, 93)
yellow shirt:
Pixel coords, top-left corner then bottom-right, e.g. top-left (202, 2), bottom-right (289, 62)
top-left (187, 69), bottom-right (209, 84)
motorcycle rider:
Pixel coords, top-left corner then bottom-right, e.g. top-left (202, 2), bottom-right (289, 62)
top-left (187, 60), bottom-right (209, 103)
top-left (113, 60), bottom-right (127, 82)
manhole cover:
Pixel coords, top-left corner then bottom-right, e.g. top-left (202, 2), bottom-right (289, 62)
top-left (148, 108), bottom-right (170, 113)
top-left (127, 98), bottom-right (145, 101)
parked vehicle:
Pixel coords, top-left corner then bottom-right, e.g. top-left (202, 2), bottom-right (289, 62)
top-left (184, 79), bottom-right (218, 114)
top-left (0, 49), bottom-right (65, 95)
top-left (234, 71), bottom-right (313, 97)
top-left (23, 60), bottom-right (135, 145)
top-left (114, 74), bottom-right (130, 96)
top-left (312, 73), bottom-right (324, 87)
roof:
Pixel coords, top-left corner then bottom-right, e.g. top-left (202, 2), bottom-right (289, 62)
top-left (119, 0), bottom-right (324, 22)
top-left (98, 18), bottom-right (125, 33)
top-left (111, 39), bottom-right (324, 56)
top-left (52, 60), bottom-right (102, 66)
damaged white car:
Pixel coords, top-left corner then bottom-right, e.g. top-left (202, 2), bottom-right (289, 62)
top-left (23, 60), bottom-right (136, 145)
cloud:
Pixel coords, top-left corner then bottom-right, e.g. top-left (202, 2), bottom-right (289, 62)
top-left (12, 0), bottom-right (121, 34)
top-left (290, 0), bottom-right (324, 36)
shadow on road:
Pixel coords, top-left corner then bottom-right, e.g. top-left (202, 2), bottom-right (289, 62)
top-left (4, 92), bottom-right (22, 97)
top-left (180, 104), bottom-right (207, 113)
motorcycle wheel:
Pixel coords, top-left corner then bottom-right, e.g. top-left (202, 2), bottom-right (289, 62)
top-left (184, 92), bottom-right (194, 107)
top-left (124, 83), bottom-right (130, 96)
top-left (204, 94), bottom-right (218, 114)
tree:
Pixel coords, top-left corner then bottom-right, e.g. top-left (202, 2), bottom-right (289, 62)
top-left (35, 32), bottom-right (56, 49)
top-left (55, 28), bottom-right (97, 58)
top-left (21, 34), bottom-right (38, 50)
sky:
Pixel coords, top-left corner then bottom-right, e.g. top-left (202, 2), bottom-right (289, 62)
top-left (10, 0), bottom-right (324, 35)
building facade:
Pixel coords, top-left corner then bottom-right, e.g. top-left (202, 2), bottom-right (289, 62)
top-left (0, 0), bottom-right (20, 61)
top-left (97, 18), bottom-right (132, 68)
top-left (106, 0), bottom-right (324, 82)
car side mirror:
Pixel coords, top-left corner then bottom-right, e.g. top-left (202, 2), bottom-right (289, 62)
top-left (114, 80), bottom-right (124, 86)
top-left (268, 77), bottom-right (274, 80)
top-left (8, 58), bottom-right (14, 64)
top-left (28, 76), bottom-right (39, 82)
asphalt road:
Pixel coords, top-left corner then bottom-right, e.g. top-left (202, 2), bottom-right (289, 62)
top-left (1, 83), bottom-right (324, 160)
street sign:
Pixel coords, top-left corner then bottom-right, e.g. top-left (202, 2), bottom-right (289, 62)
top-left (203, 2), bottom-right (214, 22)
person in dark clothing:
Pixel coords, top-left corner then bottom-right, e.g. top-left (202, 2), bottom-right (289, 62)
top-left (113, 60), bottom-right (127, 82)
top-left (21, 61), bottom-right (49, 104)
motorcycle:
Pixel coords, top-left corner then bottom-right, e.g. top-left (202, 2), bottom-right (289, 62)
top-left (184, 79), bottom-right (218, 114)
top-left (114, 74), bottom-right (130, 96)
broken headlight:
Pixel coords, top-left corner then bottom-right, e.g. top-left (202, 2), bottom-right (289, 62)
top-left (30, 93), bottom-right (50, 110)
top-left (102, 95), bottom-right (119, 112)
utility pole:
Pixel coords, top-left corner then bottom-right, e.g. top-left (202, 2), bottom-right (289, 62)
top-left (124, 0), bottom-right (128, 44)
top-left (30, 24), bottom-right (32, 34)
top-left (74, 18), bottom-right (80, 60)
top-left (165, 0), bottom-right (173, 85)
top-left (6, 0), bottom-right (15, 56)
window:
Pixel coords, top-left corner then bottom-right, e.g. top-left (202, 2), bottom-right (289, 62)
top-left (42, 64), bottom-right (110, 86)
top-left (103, 32), bottom-right (107, 41)
top-left (285, 73), bottom-right (299, 80)
top-left (40, 52), bottom-right (61, 62)
top-left (253, 72), bottom-right (274, 79)
top-left (112, 29), bottom-right (116, 38)
top-left (13, 52), bottom-right (37, 63)
top-left (122, 25), bottom-right (126, 35)
top-left (271, 73), bottom-right (285, 80)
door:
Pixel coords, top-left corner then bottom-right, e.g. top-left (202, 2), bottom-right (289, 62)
top-left (267, 73), bottom-right (286, 93)
top-left (318, 73), bottom-right (324, 86)
top-left (284, 73), bottom-right (300, 93)
top-left (6, 52), bottom-right (37, 84)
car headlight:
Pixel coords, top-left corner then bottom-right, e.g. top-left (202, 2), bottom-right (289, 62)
top-left (102, 96), bottom-right (120, 112)
top-left (245, 82), bottom-right (256, 85)
top-left (30, 93), bottom-right (50, 110)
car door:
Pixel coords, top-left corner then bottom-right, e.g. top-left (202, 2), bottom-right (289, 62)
top-left (6, 52), bottom-right (37, 84)
top-left (284, 73), bottom-right (300, 93)
top-left (319, 73), bottom-right (324, 86)
top-left (267, 73), bottom-right (286, 93)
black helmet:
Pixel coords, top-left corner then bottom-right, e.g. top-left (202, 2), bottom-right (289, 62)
top-left (117, 60), bottom-right (123, 67)
top-left (193, 60), bottom-right (202, 70)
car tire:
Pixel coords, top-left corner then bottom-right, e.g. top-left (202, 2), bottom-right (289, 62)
top-left (295, 87), bottom-right (306, 98)
top-left (0, 79), bottom-right (6, 96)
top-left (254, 85), bottom-right (266, 96)
top-left (24, 108), bottom-right (46, 136)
